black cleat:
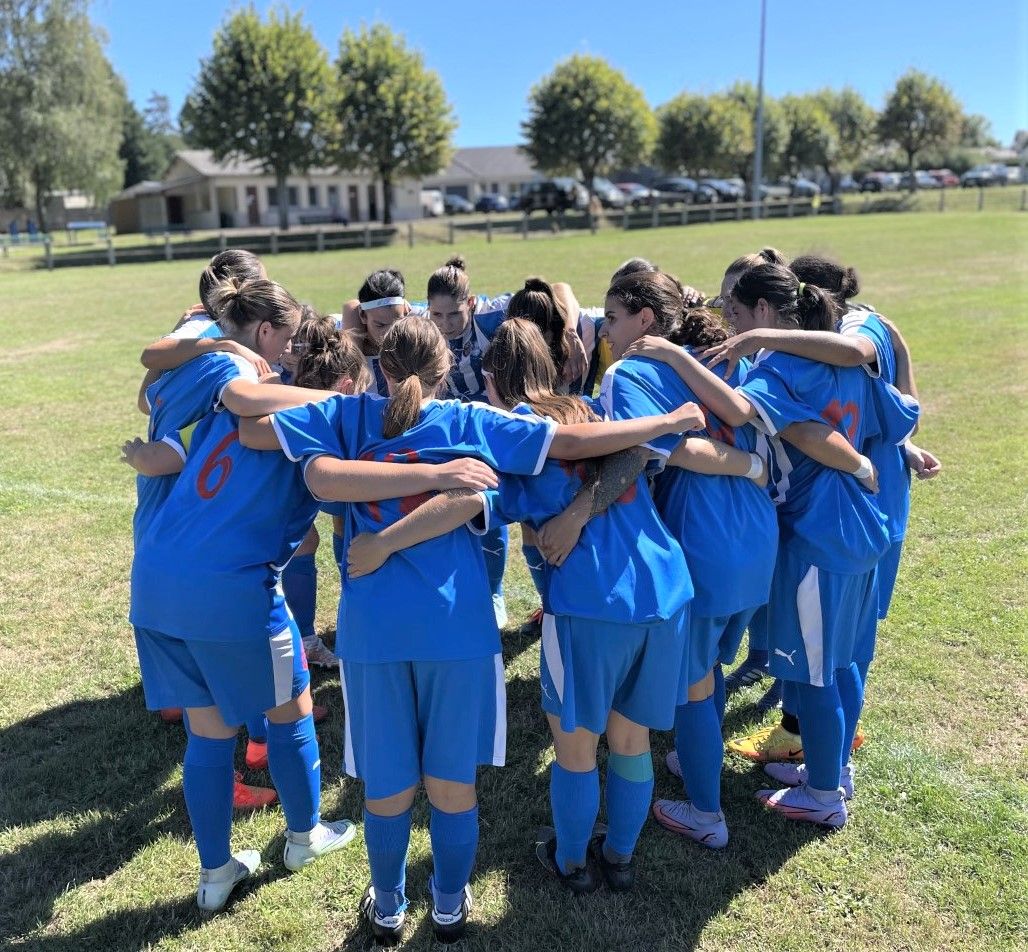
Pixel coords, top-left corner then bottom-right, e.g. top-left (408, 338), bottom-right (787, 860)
top-left (588, 832), bottom-right (636, 892)
top-left (359, 885), bottom-right (405, 946)
top-left (431, 883), bottom-right (473, 944)
top-left (535, 831), bottom-right (599, 894)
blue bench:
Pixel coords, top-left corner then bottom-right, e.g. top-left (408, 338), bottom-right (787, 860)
top-left (66, 220), bottom-right (109, 243)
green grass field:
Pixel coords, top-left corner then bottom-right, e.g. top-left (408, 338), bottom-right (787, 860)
top-left (1, 211), bottom-right (1026, 951)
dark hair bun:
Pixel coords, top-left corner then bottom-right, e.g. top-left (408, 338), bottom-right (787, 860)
top-left (841, 266), bottom-right (860, 299)
top-left (444, 255), bottom-right (467, 271)
top-left (522, 276), bottom-right (552, 295)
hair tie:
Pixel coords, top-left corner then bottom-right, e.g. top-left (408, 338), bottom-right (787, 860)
top-left (797, 282), bottom-right (806, 295)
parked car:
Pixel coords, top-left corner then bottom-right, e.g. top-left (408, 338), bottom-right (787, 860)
top-left (859, 173), bottom-right (887, 192)
top-left (836, 174), bottom-right (859, 193)
top-left (519, 178), bottom-right (586, 214)
top-left (443, 193), bottom-right (474, 214)
top-left (899, 170), bottom-right (940, 190)
top-left (587, 177), bottom-right (626, 208)
top-left (929, 168), bottom-right (959, 188)
top-left (786, 177), bottom-right (821, 198)
top-left (474, 193), bottom-right (509, 213)
top-left (615, 182), bottom-right (657, 207)
top-left (699, 178), bottom-right (745, 201)
top-left (420, 189), bottom-right (444, 217)
top-left (507, 192), bottom-right (522, 211)
top-left (653, 177), bottom-right (701, 204)
top-left (961, 164), bottom-right (1010, 187)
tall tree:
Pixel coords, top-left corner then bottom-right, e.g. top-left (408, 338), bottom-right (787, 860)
top-left (726, 81), bottom-right (788, 186)
top-left (878, 70), bottom-right (961, 189)
top-left (331, 24), bottom-right (455, 225)
top-left (117, 82), bottom-right (181, 188)
top-left (0, 0), bottom-right (124, 230)
top-left (815, 87), bottom-right (876, 190)
top-left (959, 113), bottom-right (999, 148)
top-left (181, 6), bottom-right (332, 230)
top-left (656, 92), bottom-right (751, 179)
top-left (780, 94), bottom-right (838, 177)
top-left (522, 55), bottom-right (655, 214)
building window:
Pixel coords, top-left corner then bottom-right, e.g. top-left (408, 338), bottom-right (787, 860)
top-left (308, 185), bottom-right (319, 206)
top-left (367, 183), bottom-right (378, 221)
top-left (287, 186), bottom-right (299, 208)
top-left (491, 182), bottom-right (500, 194)
top-left (267, 186), bottom-right (278, 207)
top-left (327, 185), bottom-right (340, 208)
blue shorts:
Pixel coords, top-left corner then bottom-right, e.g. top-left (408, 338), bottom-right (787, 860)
top-left (745, 604), bottom-right (769, 653)
top-left (876, 540), bottom-right (904, 620)
top-left (340, 655), bottom-right (506, 800)
top-left (134, 619), bottom-right (310, 725)
top-left (766, 546), bottom-right (877, 687)
top-left (688, 608), bottom-right (758, 684)
top-left (540, 608), bottom-right (688, 735)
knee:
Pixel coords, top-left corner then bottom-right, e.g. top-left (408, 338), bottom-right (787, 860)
top-left (366, 785), bottom-right (418, 817)
top-left (687, 668), bottom-right (716, 702)
top-left (424, 776), bottom-right (477, 813)
top-left (295, 525), bottom-right (320, 557)
top-left (605, 712), bottom-right (650, 757)
top-left (185, 706), bottom-right (239, 740)
top-left (265, 686), bottom-right (313, 725)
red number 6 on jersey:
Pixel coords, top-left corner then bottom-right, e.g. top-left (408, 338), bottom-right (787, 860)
top-left (196, 430), bottom-right (239, 499)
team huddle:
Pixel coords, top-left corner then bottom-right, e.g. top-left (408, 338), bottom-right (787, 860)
top-left (124, 247), bottom-right (941, 944)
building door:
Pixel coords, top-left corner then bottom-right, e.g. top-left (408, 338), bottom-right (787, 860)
top-left (166, 195), bottom-right (184, 226)
top-left (367, 184), bottom-right (378, 222)
top-left (347, 185), bottom-right (359, 223)
top-left (245, 187), bottom-right (259, 226)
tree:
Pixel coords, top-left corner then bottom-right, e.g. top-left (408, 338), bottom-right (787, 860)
top-left (726, 81), bottom-right (788, 186)
top-left (144, 93), bottom-right (178, 138)
top-left (331, 24), bottom-right (455, 225)
top-left (655, 93), bottom-right (751, 179)
top-left (877, 70), bottom-right (961, 189)
top-left (522, 55), bottom-right (655, 215)
top-left (814, 87), bottom-right (876, 190)
top-left (0, 0), bottom-right (124, 230)
top-left (117, 83), bottom-right (181, 188)
top-left (780, 94), bottom-right (838, 177)
top-left (959, 113), bottom-right (999, 149)
top-left (181, 7), bottom-right (332, 230)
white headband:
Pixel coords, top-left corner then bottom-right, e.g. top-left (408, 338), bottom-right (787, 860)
top-left (359, 296), bottom-right (406, 311)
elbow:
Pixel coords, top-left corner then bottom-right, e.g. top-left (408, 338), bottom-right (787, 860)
top-left (140, 348), bottom-right (160, 370)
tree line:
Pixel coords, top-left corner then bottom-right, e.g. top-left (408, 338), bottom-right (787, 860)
top-left (0, 2), bottom-right (1012, 233)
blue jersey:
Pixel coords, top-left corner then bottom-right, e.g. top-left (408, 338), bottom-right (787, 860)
top-left (169, 315), bottom-right (222, 340)
top-left (441, 293), bottom-right (512, 400)
top-left (270, 393), bottom-right (557, 663)
top-left (740, 351), bottom-right (919, 574)
top-left (840, 307), bottom-right (911, 542)
top-left (574, 309), bottom-right (606, 396)
top-left (480, 406), bottom-right (691, 624)
top-left (600, 353), bottom-right (778, 616)
top-left (130, 408), bottom-right (319, 642)
top-left (132, 353), bottom-right (257, 543)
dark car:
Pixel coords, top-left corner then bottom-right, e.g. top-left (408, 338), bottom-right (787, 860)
top-left (507, 192), bottom-right (522, 211)
top-left (899, 170), bottom-right (940, 190)
top-left (787, 177), bottom-right (821, 198)
top-left (587, 177), bottom-right (626, 209)
top-left (860, 172), bottom-right (888, 193)
top-left (443, 194), bottom-right (474, 214)
top-left (700, 178), bottom-right (745, 201)
top-left (653, 177), bottom-right (700, 204)
top-left (961, 164), bottom-right (1009, 187)
top-left (520, 179), bottom-right (586, 214)
top-left (474, 193), bottom-right (509, 213)
top-left (615, 182), bottom-right (656, 207)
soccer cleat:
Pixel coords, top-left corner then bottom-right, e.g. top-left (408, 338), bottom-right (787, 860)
top-left (665, 749), bottom-right (682, 780)
top-left (587, 830), bottom-right (636, 891)
top-left (312, 703), bottom-right (328, 724)
top-left (430, 881), bottom-right (473, 943)
top-left (159, 707), bottom-right (183, 723)
top-left (232, 772), bottom-right (277, 810)
top-left (727, 723), bottom-right (804, 763)
top-left (651, 799), bottom-right (728, 849)
top-left (764, 761), bottom-right (855, 800)
top-left (359, 884), bottom-right (405, 946)
top-left (245, 740), bottom-right (268, 771)
top-left (853, 725), bottom-right (865, 751)
top-left (519, 607), bottom-right (544, 638)
top-left (492, 593), bottom-right (509, 629)
top-left (283, 818), bottom-right (358, 871)
top-left (724, 657), bottom-right (769, 695)
top-left (196, 850), bottom-right (260, 912)
top-left (755, 678), bottom-right (784, 715)
top-left (756, 783), bottom-right (848, 828)
top-left (302, 635), bottom-right (337, 669)
top-left (534, 831), bottom-right (598, 894)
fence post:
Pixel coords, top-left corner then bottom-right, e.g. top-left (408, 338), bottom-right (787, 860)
top-left (270, 230), bottom-right (279, 255)
top-left (219, 231), bottom-right (227, 252)
top-left (680, 206), bottom-right (688, 227)
top-left (363, 225), bottom-right (371, 249)
top-left (486, 216), bottom-right (493, 243)
top-left (709, 202), bottom-right (716, 223)
top-left (938, 188), bottom-right (945, 212)
top-left (736, 200), bottom-right (743, 221)
top-left (1021, 187), bottom-right (1027, 212)
top-left (106, 236), bottom-right (115, 266)
top-left (977, 188), bottom-right (984, 211)
top-left (1, 236), bottom-right (7, 258)
top-left (407, 222), bottom-right (414, 248)
top-left (651, 201), bottom-right (659, 229)
top-left (623, 206), bottom-right (630, 230)
top-left (522, 214), bottom-right (529, 239)
top-left (316, 227), bottom-right (325, 253)
top-left (164, 232), bottom-right (172, 261)
top-left (787, 199), bottom-right (795, 219)
top-left (45, 235), bottom-right (53, 270)
top-left (448, 219), bottom-right (455, 244)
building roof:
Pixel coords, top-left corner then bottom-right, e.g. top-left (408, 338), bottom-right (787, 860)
top-left (428, 146), bottom-right (538, 184)
top-left (167, 149), bottom-right (341, 180)
top-left (111, 180), bottom-right (164, 202)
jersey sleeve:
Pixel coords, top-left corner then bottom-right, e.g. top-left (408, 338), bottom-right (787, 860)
top-left (474, 292), bottom-right (513, 316)
top-left (270, 395), bottom-right (349, 463)
top-left (839, 310), bottom-right (893, 381)
top-left (738, 362), bottom-right (826, 436)
top-left (872, 380), bottom-right (920, 445)
top-left (159, 430), bottom-right (188, 465)
top-left (167, 316), bottom-right (221, 340)
top-left (599, 361), bottom-right (681, 458)
top-left (458, 403), bottom-right (557, 475)
top-left (212, 354), bottom-right (260, 409)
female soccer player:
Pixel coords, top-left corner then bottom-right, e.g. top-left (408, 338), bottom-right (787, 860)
top-left (243, 315), bottom-right (702, 943)
top-left (339, 268), bottom-right (415, 396)
top-left (129, 282), bottom-right (498, 913)
top-left (625, 262), bottom-right (919, 826)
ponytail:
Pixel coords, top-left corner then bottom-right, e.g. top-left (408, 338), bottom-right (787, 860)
top-left (199, 249), bottom-right (264, 317)
top-left (379, 316), bottom-right (452, 438)
top-left (790, 253), bottom-right (861, 309)
top-left (507, 276), bottom-right (571, 377)
top-left (207, 278), bottom-right (299, 336)
top-left (382, 374), bottom-right (425, 439)
top-left (733, 263), bottom-right (840, 332)
top-left (667, 305), bottom-right (729, 348)
top-left (427, 255), bottom-right (470, 302)
top-left (293, 312), bottom-right (372, 393)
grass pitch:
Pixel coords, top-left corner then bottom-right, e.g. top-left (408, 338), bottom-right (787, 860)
top-left (1, 211), bottom-right (1026, 951)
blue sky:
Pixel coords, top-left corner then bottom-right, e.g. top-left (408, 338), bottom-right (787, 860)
top-left (93, 0), bottom-right (1027, 147)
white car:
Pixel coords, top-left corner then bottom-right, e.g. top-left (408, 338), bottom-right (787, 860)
top-left (420, 189), bottom-right (444, 217)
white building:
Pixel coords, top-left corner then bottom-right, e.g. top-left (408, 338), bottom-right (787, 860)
top-left (109, 150), bottom-right (421, 233)
top-left (422, 146), bottom-right (541, 203)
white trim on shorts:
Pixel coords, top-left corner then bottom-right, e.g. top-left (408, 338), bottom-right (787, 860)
top-left (268, 627), bottom-right (296, 707)
top-left (541, 612), bottom-right (565, 702)
top-left (797, 566), bottom-right (825, 687)
top-left (339, 660), bottom-right (357, 778)
top-left (491, 652), bottom-right (507, 767)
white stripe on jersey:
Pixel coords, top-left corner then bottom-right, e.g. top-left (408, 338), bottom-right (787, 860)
top-left (600, 358), bottom-right (672, 462)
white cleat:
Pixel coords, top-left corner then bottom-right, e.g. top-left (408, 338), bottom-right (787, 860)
top-left (652, 799), bottom-right (728, 849)
top-left (283, 818), bottom-right (358, 871)
top-left (763, 761), bottom-right (855, 800)
top-left (197, 850), bottom-right (261, 912)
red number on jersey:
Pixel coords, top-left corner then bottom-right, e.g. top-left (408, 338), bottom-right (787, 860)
top-left (196, 430), bottom-right (239, 499)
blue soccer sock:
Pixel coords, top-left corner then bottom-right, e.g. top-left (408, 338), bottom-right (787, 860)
top-left (364, 807), bottom-right (412, 916)
top-left (182, 731), bottom-right (236, 869)
top-left (282, 553), bottom-right (317, 640)
top-left (795, 681), bottom-right (844, 791)
top-left (712, 665), bottom-right (726, 724)
top-left (521, 543), bottom-right (547, 601)
top-left (836, 662), bottom-right (865, 770)
top-left (429, 805), bottom-right (479, 914)
top-left (266, 714), bottom-right (321, 834)
top-left (245, 714), bottom-right (267, 744)
top-left (550, 763), bottom-right (599, 873)
top-left (673, 696), bottom-right (722, 813)
top-left (481, 524), bottom-right (508, 598)
top-left (604, 752), bottom-right (654, 861)
top-left (743, 647), bottom-right (769, 668)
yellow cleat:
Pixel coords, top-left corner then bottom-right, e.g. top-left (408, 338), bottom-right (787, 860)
top-left (727, 724), bottom-right (804, 763)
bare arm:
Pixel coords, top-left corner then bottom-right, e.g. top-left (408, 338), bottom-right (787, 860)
top-left (140, 334), bottom-right (271, 377)
top-left (120, 437), bottom-right (184, 477)
top-left (137, 367), bottom-right (160, 414)
top-left (669, 437), bottom-right (767, 487)
top-left (552, 281), bottom-right (588, 384)
top-left (780, 421), bottom-right (878, 492)
top-left (697, 328), bottom-right (874, 380)
top-left (878, 316), bottom-right (918, 400)
top-left (305, 456), bottom-right (498, 503)
top-left (340, 298), bottom-right (363, 334)
top-left (347, 490), bottom-right (486, 578)
top-left (548, 400), bottom-right (704, 459)
top-left (220, 380), bottom-right (337, 418)
top-left (238, 415), bottom-right (281, 450)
